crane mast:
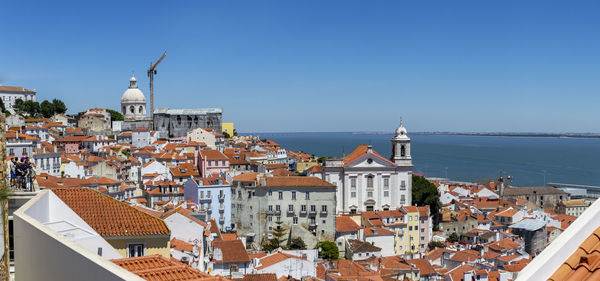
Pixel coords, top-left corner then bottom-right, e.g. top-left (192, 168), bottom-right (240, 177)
top-left (147, 51), bottom-right (167, 127)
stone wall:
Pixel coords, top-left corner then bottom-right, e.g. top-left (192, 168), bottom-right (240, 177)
top-left (0, 113), bottom-right (8, 281)
top-left (0, 113), bottom-right (6, 185)
top-left (153, 112), bottom-right (222, 138)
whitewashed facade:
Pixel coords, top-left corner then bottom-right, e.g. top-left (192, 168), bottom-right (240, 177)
top-left (322, 123), bottom-right (413, 214)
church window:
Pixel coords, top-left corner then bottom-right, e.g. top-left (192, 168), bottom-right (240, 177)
top-left (351, 178), bottom-right (356, 189)
top-left (367, 158), bottom-right (373, 164)
top-left (401, 145), bottom-right (406, 157)
top-left (139, 106), bottom-right (143, 113)
top-left (384, 191), bottom-right (389, 197)
top-left (401, 180), bottom-right (406, 190)
top-left (384, 177), bottom-right (389, 189)
top-left (130, 106), bottom-right (135, 113)
top-left (351, 192), bottom-right (356, 198)
top-left (367, 191), bottom-right (373, 198)
top-left (367, 175), bottom-right (374, 189)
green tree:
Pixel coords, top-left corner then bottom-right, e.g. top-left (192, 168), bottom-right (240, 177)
top-left (412, 175), bottom-right (441, 230)
top-left (13, 99), bottom-right (25, 114)
top-left (288, 237), bottom-right (307, 250)
top-left (0, 99), bottom-right (5, 113)
top-left (448, 232), bottom-right (459, 243)
top-left (223, 131), bottom-right (231, 138)
top-left (317, 156), bottom-right (332, 163)
top-left (40, 100), bottom-right (55, 118)
top-left (23, 100), bottom-right (40, 117)
top-left (105, 109), bottom-right (124, 121)
top-left (233, 129), bottom-right (238, 136)
top-left (52, 99), bottom-right (67, 114)
top-left (428, 241), bottom-right (445, 250)
top-left (261, 238), bottom-right (280, 252)
top-left (315, 241), bottom-right (339, 260)
top-left (271, 221), bottom-right (288, 247)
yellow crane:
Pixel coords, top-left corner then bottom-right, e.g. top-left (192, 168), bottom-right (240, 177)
top-left (147, 51), bottom-right (167, 126)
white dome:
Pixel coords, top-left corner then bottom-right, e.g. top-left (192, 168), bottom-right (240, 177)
top-left (121, 75), bottom-right (146, 103)
top-left (121, 88), bottom-right (146, 103)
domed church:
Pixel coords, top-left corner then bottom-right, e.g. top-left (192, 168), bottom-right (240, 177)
top-left (121, 76), bottom-right (147, 120)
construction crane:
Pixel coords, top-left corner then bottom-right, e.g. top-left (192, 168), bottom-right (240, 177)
top-left (474, 170), bottom-right (512, 197)
top-left (147, 51), bottom-right (167, 127)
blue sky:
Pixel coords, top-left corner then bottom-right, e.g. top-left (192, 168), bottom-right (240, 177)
top-left (2, 0), bottom-right (600, 133)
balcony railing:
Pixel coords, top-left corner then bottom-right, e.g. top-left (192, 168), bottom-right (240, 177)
top-left (299, 210), bottom-right (307, 216)
top-left (309, 210), bottom-right (317, 216)
top-left (287, 210), bottom-right (295, 216)
top-left (320, 210), bottom-right (328, 216)
top-left (274, 210), bottom-right (281, 216)
top-left (266, 210), bottom-right (274, 216)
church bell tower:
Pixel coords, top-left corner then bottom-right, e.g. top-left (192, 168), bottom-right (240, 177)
top-left (391, 120), bottom-right (412, 167)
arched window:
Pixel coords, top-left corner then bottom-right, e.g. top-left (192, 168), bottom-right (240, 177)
top-left (139, 106), bottom-right (143, 113)
top-left (130, 106), bottom-right (135, 114)
top-left (367, 175), bottom-right (374, 188)
top-left (400, 145), bottom-right (406, 157)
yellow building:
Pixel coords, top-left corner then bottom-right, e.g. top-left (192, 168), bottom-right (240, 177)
top-left (53, 188), bottom-right (171, 258)
top-left (222, 122), bottom-right (234, 137)
top-left (398, 206), bottom-right (420, 255)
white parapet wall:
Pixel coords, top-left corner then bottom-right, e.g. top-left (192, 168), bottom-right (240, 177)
top-left (14, 190), bottom-right (144, 281)
top-left (516, 197), bottom-right (600, 280)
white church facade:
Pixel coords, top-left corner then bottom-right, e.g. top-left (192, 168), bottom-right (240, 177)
top-left (322, 123), bottom-right (413, 214)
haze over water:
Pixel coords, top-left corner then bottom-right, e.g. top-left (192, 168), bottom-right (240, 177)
top-left (249, 132), bottom-right (600, 187)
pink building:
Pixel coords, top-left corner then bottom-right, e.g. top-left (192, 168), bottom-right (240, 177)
top-left (195, 149), bottom-right (230, 177)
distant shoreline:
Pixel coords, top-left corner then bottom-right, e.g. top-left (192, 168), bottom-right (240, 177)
top-left (244, 131), bottom-right (600, 139)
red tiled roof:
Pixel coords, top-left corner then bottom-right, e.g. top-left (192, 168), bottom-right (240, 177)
top-left (51, 188), bottom-right (170, 237)
top-left (212, 240), bottom-right (250, 263)
top-left (113, 254), bottom-right (227, 281)
top-left (548, 226), bottom-right (600, 280)
top-left (406, 258), bottom-right (436, 276)
top-left (234, 273), bottom-right (277, 281)
top-left (343, 145), bottom-right (393, 166)
top-left (336, 216), bottom-right (361, 232)
top-left (200, 150), bottom-right (228, 160)
top-left (364, 227), bottom-right (394, 236)
top-left (256, 252), bottom-right (307, 270)
top-left (171, 238), bottom-right (194, 252)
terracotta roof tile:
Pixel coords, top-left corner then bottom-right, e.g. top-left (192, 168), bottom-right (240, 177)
top-left (52, 188), bottom-right (170, 237)
top-left (549, 227), bottom-right (600, 281)
top-left (113, 254), bottom-right (226, 281)
top-left (336, 216), bottom-right (362, 232)
top-left (212, 240), bottom-right (250, 263)
top-left (256, 252), bottom-right (307, 270)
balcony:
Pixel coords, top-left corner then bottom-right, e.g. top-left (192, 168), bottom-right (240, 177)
top-left (320, 210), bottom-right (328, 216)
top-left (287, 210), bottom-right (295, 216)
top-left (308, 222), bottom-right (317, 230)
top-left (207, 207), bottom-right (213, 213)
top-left (219, 206), bottom-right (225, 213)
top-left (219, 216), bottom-right (225, 223)
top-left (218, 194), bottom-right (225, 201)
top-left (274, 210), bottom-right (281, 216)
top-left (299, 209), bottom-right (307, 216)
top-left (308, 210), bottom-right (317, 216)
top-left (266, 210), bottom-right (274, 216)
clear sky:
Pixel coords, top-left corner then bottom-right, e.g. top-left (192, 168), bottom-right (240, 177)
top-left (2, 0), bottom-right (600, 133)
